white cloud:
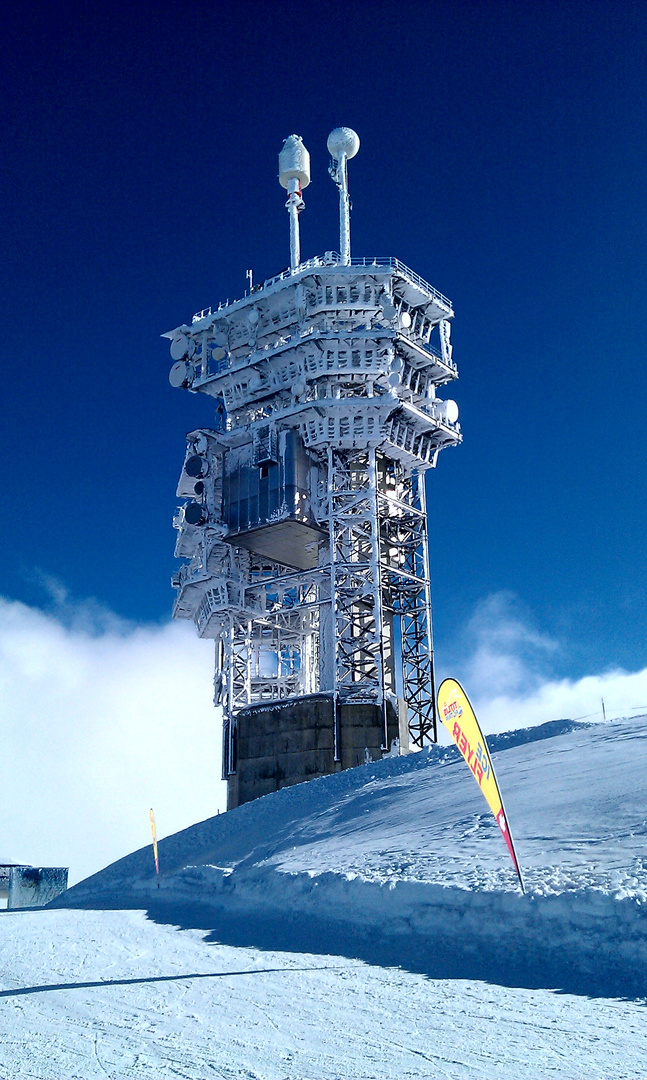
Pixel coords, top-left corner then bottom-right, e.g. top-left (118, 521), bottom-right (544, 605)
top-left (459, 591), bottom-right (558, 698)
top-left (442, 591), bottom-right (647, 734)
top-left (0, 596), bottom-right (225, 886)
top-left (476, 667), bottom-right (647, 734)
top-left (3, 588), bottom-right (647, 887)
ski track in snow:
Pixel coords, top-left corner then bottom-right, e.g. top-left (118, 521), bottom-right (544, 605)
top-left (1, 717), bottom-right (646, 1078)
top-left (0, 909), bottom-right (645, 1080)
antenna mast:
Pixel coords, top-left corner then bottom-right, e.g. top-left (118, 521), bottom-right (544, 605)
top-left (327, 127), bottom-right (360, 264)
top-left (278, 135), bottom-right (311, 271)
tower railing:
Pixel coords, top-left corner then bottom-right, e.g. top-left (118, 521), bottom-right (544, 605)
top-left (193, 255), bottom-right (453, 323)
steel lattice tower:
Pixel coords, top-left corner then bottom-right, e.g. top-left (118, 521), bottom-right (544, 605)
top-left (166, 130), bottom-right (461, 807)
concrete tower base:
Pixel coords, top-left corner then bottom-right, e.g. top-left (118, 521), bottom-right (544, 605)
top-left (227, 694), bottom-right (402, 810)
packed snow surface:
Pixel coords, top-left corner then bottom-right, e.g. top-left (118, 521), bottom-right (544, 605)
top-left (1, 716), bottom-right (646, 1078)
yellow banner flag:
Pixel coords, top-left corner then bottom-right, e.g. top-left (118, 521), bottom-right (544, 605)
top-left (437, 677), bottom-right (524, 891)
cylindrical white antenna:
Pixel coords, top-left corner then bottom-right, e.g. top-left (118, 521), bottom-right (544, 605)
top-left (327, 127), bottom-right (360, 265)
top-left (279, 135), bottom-right (311, 271)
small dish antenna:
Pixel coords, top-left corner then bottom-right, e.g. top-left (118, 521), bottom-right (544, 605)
top-left (279, 135), bottom-right (311, 271)
top-left (170, 333), bottom-right (191, 361)
top-left (437, 399), bottom-right (459, 425)
top-left (169, 360), bottom-right (192, 388)
top-left (327, 127), bottom-right (360, 265)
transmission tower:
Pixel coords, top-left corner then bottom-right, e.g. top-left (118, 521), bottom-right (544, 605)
top-left (166, 129), bottom-right (461, 807)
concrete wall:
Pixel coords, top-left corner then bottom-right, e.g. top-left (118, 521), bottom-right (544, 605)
top-left (7, 867), bottom-right (68, 909)
top-left (228, 694), bottom-right (399, 809)
top-left (0, 867), bottom-right (11, 905)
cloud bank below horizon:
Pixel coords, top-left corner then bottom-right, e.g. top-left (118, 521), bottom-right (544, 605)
top-left (0, 595), bottom-right (223, 885)
top-left (438, 592), bottom-right (647, 733)
top-left (1, 590), bottom-right (646, 885)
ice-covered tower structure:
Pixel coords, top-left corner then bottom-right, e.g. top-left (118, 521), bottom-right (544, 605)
top-left (165, 130), bottom-right (461, 808)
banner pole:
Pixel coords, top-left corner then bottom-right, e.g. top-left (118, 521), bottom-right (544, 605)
top-left (437, 678), bottom-right (525, 894)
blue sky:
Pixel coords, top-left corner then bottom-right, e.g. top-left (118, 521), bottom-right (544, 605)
top-left (2, 0), bottom-right (646, 683)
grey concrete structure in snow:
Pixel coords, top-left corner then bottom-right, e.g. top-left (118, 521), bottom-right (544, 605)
top-left (0, 864), bottom-right (68, 909)
top-left (228, 694), bottom-right (402, 808)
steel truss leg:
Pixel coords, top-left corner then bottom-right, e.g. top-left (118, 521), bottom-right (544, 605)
top-left (327, 447), bottom-right (386, 707)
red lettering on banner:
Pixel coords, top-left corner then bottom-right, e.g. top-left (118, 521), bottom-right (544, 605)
top-left (467, 746), bottom-right (474, 767)
top-left (453, 722), bottom-right (461, 741)
top-left (459, 733), bottom-right (467, 755)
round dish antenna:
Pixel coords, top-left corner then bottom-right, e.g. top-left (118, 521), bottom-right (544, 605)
top-left (170, 333), bottom-right (190, 361)
top-left (169, 360), bottom-right (192, 388)
top-left (437, 399), bottom-right (459, 425)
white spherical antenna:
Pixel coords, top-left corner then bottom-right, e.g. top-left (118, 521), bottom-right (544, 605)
top-left (399, 311), bottom-right (412, 329)
top-left (327, 127), bottom-right (360, 160)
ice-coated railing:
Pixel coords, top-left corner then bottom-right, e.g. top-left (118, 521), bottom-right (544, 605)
top-left (192, 254), bottom-right (453, 323)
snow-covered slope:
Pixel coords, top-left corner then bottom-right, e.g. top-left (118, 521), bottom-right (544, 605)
top-left (60, 716), bottom-right (647, 999)
top-left (1, 716), bottom-right (646, 1079)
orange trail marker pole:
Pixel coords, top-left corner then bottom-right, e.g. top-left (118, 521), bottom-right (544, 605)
top-left (150, 808), bottom-right (160, 886)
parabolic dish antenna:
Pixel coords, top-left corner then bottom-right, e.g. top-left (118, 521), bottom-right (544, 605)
top-left (169, 361), bottom-right (191, 388)
top-left (185, 455), bottom-right (208, 479)
top-left (184, 502), bottom-right (207, 526)
top-left (439, 399), bottom-right (459, 424)
top-left (170, 333), bottom-right (190, 361)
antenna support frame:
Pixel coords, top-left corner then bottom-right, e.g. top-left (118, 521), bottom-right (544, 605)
top-left (285, 178), bottom-right (305, 271)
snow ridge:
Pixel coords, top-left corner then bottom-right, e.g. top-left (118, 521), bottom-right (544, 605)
top-left (57, 717), bottom-right (647, 999)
